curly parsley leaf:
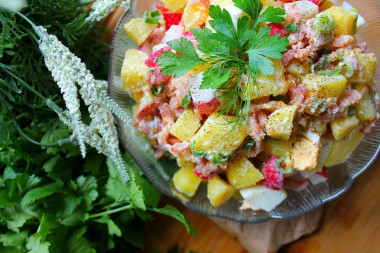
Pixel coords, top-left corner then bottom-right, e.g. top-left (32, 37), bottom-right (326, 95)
top-left (246, 27), bottom-right (289, 76)
top-left (233, 0), bottom-right (263, 23)
top-left (156, 37), bottom-right (204, 77)
top-left (255, 6), bottom-right (286, 28)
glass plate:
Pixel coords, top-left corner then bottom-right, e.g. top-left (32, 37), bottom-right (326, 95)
top-left (108, 0), bottom-right (380, 223)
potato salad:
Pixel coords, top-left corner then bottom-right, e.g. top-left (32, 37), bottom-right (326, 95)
top-left (121, 0), bottom-right (378, 211)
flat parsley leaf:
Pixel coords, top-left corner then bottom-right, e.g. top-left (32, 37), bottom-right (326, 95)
top-left (246, 27), bottom-right (289, 76)
top-left (200, 68), bottom-right (232, 89)
top-left (208, 5), bottom-right (240, 47)
top-left (190, 27), bottom-right (229, 54)
top-left (156, 38), bottom-right (204, 78)
top-left (20, 180), bottom-right (64, 208)
top-left (255, 6), bottom-right (286, 28)
top-left (233, 0), bottom-right (262, 23)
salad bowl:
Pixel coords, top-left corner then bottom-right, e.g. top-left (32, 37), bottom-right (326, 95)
top-left (108, 0), bottom-right (380, 223)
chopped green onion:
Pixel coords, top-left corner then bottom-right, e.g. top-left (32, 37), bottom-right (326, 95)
top-left (242, 138), bottom-right (256, 151)
top-left (338, 61), bottom-right (354, 78)
top-left (180, 92), bottom-right (191, 109)
top-left (285, 22), bottom-right (299, 33)
top-left (151, 84), bottom-right (165, 95)
top-left (310, 99), bottom-right (327, 114)
top-left (148, 67), bottom-right (155, 72)
top-left (347, 105), bottom-right (356, 116)
top-left (211, 153), bottom-right (230, 163)
top-left (314, 14), bottom-right (337, 34)
top-left (275, 157), bottom-right (293, 174)
top-left (318, 68), bottom-right (342, 76)
top-left (143, 10), bottom-right (161, 24)
top-left (190, 140), bottom-right (204, 158)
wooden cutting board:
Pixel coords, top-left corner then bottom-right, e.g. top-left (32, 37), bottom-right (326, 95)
top-left (104, 6), bottom-right (380, 253)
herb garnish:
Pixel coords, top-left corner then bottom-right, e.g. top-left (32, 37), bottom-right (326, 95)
top-left (156, 0), bottom-right (289, 125)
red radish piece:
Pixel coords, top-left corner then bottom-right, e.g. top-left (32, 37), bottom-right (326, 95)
top-left (145, 46), bottom-right (171, 68)
top-left (306, 0), bottom-right (323, 6)
top-left (309, 168), bottom-right (328, 185)
top-left (161, 25), bottom-right (184, 44)
top-left (268, 23), bottom-right (285, 38)
top-left (163, 12), bottom-right (183, 30)
top-left (261, 156), bottom-right (284, 190)
top-left (155, 4), bottom-right (168, 12)
top-left (188, 72), bottom-right (220, 115)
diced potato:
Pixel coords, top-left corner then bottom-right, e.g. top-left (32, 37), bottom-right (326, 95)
top-left (226, 155), bottom-right (264, 189)
top-left (355, 90), bottom-right (376, 121)
top-left (210, 0), bottom-right (233, 7)
top-left (324, 128), bottom-right (363, 167)
top-left (349, 49), bottom-right (377, 84)
top-left (308, 120), bottom-right (328, 135)
top-left (183, 0), bottom-right (209, 31)
top-left (286, 59), bottom-right (312, 80)
top-left (303, 73), bottom-right (347, 104)
top-left (173, 163), bottom-right (202, 198)
top-left (207, 175), bottom-right (234, 207)
top-left (242, 59), bottom-right (287, 100)
top-left (121, 49), bottom-right (149, 101)
top-left (264, 138), bottom-right (293, 158)
top-left (266, 105), bottom-right (297, 141)
top-left (323, 6), bottom-right (355, 36)
top-left (170, 109), bottom-right (201, 142)
top-left (331, 116), bottom-right (359, 141)
top-left (319, 0), bottom-right (335, 11)
top-left (261, 0), bottom-right (281, 9)
top-left (190, 113), bottom-right (247, 156)
top-left (292, 137), bottom-right (320, 171)
top-left (159, 0), bottom-right (187, 12)
top-left (124, 18), bottom-right (157, 46)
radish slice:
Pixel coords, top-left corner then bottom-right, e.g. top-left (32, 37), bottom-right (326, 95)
top-left (309, 170), bottom-right (328, 185)
top-left (161, 25), bottom-right (184, 44)
top-left (189, 72), bottom-right (220, 114)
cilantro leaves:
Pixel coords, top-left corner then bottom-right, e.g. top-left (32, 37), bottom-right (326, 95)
top-left (156, 0), bottom-right (289, 123)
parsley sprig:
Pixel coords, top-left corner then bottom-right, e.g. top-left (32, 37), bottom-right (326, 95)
top-left (156, 0), bottom-right (289, 124)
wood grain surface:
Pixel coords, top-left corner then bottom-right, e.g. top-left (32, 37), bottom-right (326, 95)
top-left (104, 5), bottom-right (380, 253)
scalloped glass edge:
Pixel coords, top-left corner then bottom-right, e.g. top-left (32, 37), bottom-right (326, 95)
top-left (108, 0), bottom-right (380, 223)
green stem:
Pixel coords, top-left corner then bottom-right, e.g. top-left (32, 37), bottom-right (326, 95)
top-left (88, 203), bottom-right (134, 219)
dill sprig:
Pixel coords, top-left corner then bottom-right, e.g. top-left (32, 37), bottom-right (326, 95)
top-left (156, 0), bottom-right (289, 125)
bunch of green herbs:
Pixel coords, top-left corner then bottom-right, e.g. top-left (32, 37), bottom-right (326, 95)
top-left (0, 1), bottom-right (194, 252)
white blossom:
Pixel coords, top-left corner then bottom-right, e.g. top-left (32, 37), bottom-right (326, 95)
top-left (36, 26), bottom-right (130, 183)
top-left (0, 0), bottom-right (27, 11)
top-left (86, 0), bottom-right (130, 23)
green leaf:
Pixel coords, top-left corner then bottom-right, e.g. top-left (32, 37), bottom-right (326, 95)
top-left (20, 180), bottom-right (63, 208)
top-left (96, 216), bottom-right (122, 237)
top-left (65, 227), bottom-right (96, 253)
top-left (26, 235), bottom-right (50, 253)
top-left (3, 167), bottom-right (16, 180)
top-left (200, 68), bottom-right (231, 89)
top-left (140, 177), bottom-right (162, 208)
top-left (75, 175), bottom-right (98, 211)
top-left (0, 231), bottom-right (28, 248)
top-left (209, 5), bottom-right (240, 47)
top-left (105, 177), bottom-right (129, 202)
top-left (129, 171), bottom-right (146, 210)
top-left (151, 205), bottom-right (197, 236)
top-left (35, 213), bottom-right (57, 241)
top-left (83, 152), bottom-right (105, 174)
top-left (233, 0), bottom-right (262, 23)
top-left (1, 206), bottom-right (36, 232)
top-left (255, 6), bottom-right (286, 28)
top-left (246, 27), bottom-right (289, 76)
top-left (40, 128), bottom-right (71, 154)
top-left (180, 92), bottom-right (191, 109)
top-left (285, 22), bottom-right (299, 33)
top-left (190, 27), bottom-right (229, 54)
top-left (156, 38), bottom-right (204, 78)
